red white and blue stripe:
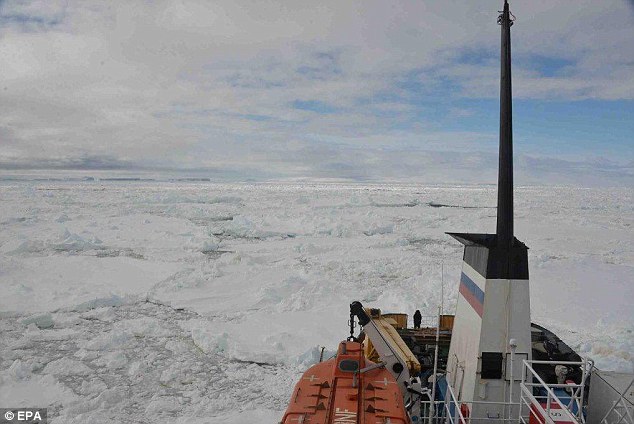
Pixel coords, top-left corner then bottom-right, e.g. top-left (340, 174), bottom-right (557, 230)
top-left (459, 272), bottom-right (484, 317)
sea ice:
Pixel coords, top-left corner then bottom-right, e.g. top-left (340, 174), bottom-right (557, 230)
top-left (0, 180), bottom-right (631, 423)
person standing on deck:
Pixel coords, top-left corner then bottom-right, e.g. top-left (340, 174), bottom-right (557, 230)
top-left (413, 310), bottom-right (422, 329)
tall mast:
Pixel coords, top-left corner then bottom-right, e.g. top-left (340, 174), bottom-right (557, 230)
top-left (445, 5), bottom-right (531, 417)
top-left (496, 0), bottom-right (514, 253)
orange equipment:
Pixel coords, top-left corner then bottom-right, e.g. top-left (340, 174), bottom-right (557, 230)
top-left (280, 340), bottom-right (410, 424)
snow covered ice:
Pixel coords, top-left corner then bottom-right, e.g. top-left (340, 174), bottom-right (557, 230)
top-left (0, 180), bottom-right (632, 423)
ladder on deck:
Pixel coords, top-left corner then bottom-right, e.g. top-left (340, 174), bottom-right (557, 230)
top-left (518, 359), bottom-right (590, 424)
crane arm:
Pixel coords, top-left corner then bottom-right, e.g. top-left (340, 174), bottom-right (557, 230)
top-left (350, 301), bottom-right (421, 395)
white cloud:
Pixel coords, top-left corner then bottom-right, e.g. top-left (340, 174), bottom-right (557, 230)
top-left (0, 0), bottom-right (632, 179)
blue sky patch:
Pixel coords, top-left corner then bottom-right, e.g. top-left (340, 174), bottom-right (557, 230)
top-left (292, 100), bottom-right (338, 114)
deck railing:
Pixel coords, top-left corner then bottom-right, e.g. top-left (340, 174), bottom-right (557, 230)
top-left (518, 358), bottom-right (592, 424)
top-left (417, 358), bottom-right (596, 424)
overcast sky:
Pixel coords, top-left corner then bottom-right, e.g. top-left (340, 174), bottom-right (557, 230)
top-left (0, 0), bottom-right (633, 184)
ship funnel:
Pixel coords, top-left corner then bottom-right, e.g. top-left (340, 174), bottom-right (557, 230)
top-left (497, 0), bottom-right (514, 253)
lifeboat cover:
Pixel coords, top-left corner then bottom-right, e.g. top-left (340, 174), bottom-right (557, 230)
top-left (280, 341), bottom-right (409, 424)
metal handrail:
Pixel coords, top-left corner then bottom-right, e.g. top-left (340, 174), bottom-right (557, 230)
top-left (444, 380), bottom-right (467, 424)
top-left (421, 399), bottom-right (525, 422)
top-left (520, 359), bottom-right (581, 424)
top-left (417, 358), bottom-right (597, 424)
top-left (519, 384), bottom-right (546, 424)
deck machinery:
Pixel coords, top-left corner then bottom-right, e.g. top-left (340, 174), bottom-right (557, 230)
top-left (280, 2), bottom-right (633, 423)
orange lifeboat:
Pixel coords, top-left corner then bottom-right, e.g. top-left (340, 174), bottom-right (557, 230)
top-left (280, 340), bottom-right (409, 424)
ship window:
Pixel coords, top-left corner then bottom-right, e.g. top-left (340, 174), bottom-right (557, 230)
top-left (338, 359), bottom-right (359, 372)
top-left (481, 352), bottom-right (503, 379)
